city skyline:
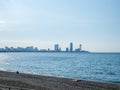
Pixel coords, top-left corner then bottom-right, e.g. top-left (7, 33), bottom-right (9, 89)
top-left (0, 42), bottom-right (88, 52)
top-left (0, 0), bottom-right (120, 52)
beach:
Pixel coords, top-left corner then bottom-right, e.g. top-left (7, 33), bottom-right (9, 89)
top-left (0, 71), bottom-right (119, 90)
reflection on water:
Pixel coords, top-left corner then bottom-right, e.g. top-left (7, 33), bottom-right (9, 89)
top-left (0, 53), bottom-right (9, 63)
top-left (0, 52), bottom-right (120, 83)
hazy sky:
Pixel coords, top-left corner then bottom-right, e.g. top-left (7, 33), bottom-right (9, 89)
top-left (0, 0), bottom-right (120, 52)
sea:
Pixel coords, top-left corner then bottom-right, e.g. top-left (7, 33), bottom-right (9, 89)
top-left (0, 52), bottom-right (120, 83)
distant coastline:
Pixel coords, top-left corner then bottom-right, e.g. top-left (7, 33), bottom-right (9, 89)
top-left (0, 50), bottom-right (89, 53)
top-left (0, 42), bottom-right (89, 53)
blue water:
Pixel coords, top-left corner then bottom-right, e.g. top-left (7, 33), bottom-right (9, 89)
top-left (0, 52), bottom-right (120, 83)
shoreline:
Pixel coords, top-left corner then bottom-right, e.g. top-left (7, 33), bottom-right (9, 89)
top-left (0, 70), bottom-right (120, 90)
top-left (1, 69), bottom-right (120, 84)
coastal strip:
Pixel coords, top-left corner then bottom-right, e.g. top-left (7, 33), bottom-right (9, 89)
top-left (0, 71), bottom-right (119, 90)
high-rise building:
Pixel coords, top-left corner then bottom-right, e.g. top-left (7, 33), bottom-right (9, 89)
top-left (66, 47), bottom-right (69, 52)
top-left (80, 44), bottom-right (82, 51)
top-left (54, 44), bottom-right (59, 51)
top-left (70, 42), bottom-right (73, 52)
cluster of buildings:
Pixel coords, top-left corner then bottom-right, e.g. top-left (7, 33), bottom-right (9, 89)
top-left (0, 42), bottom-right (88, 52)
top-left (54, 42), bottom-right (82, 52)
top-left (0, 46), bottom-right (39, 52)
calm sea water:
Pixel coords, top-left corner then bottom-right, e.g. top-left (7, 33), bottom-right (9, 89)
top-left (0, 52), bottom-right (120, 83)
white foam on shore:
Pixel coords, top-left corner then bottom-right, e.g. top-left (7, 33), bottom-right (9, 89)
top-left (0, 68), bottom-right (18, 73)
top-left (0, 68), bottom-right (8, 71)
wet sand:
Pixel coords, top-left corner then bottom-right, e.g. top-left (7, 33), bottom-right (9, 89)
top-left (0, 71), bottom-right (120, 90)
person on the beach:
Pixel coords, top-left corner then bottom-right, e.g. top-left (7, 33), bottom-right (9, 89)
top-left (16, 71), bottom-right (19, 74)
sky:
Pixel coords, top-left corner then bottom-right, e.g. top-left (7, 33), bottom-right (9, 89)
top-left (0, 0), bottom-right (120, 52)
